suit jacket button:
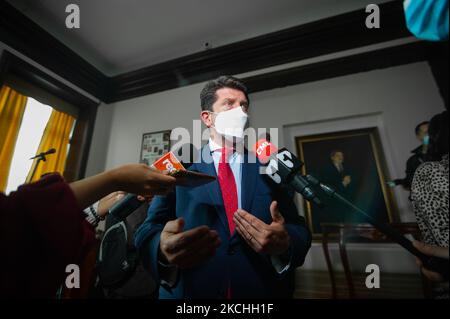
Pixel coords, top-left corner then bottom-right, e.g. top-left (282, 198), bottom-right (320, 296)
top-left (228, 248), bottom-right (235, 255)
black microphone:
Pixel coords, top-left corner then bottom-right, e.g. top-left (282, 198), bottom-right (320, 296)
top-left (30, 148), bottom-right (56, 160)
top-left (254, 139), bottom-right (323, 207)
top-left (109, 193), bottom-right (143, 220)
top-left (305, 174), bottom-right (449, 280)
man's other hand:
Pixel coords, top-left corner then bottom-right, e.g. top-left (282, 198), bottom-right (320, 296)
top-left (159, 218), bottom-right (221, 269)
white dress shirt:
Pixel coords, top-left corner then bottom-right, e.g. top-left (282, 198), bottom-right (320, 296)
top-left (208, 138), bottom-right (243, 209)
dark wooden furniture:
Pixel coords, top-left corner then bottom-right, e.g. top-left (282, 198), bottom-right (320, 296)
top-left (321, 223), bottom-right (422, 299)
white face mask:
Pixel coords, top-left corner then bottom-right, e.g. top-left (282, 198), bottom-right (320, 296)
top-left (211, 107), bottom-right (248, 142)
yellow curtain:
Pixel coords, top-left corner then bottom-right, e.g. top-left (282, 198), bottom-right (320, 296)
top-left (0, 86), bottom-right (28, 192)
top-left (26, 109), bottom-right (75, 183)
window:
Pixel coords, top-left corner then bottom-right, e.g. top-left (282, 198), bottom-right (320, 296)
top-left (5, 98), bottom-right (52, 194)
top-left (1, 52), bottom-right (99, 184)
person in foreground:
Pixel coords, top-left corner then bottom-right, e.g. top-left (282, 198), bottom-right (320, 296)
top-left (135, 76), bottom-right (312, 299)
top-left (411, 111), bottom-right (449, 298)
top-left (413, 241), bottom-right (449, 283)
top-left (0, 164), bottom-right (176, 298)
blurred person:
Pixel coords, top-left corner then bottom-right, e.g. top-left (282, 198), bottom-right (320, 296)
top-left (413, 241), bottom-right (449, 284)
top-left (0, 164), bottom-right (176, 298)
top-left (404, 0), bottom-right (449, 41)
top-left (389, 121), bottom-right (430, 190)
top-left (411, 111), bottom-right (449, 298)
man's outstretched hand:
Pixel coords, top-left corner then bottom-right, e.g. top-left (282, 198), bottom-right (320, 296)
top-left (234, 201), bottom-right (290, 256)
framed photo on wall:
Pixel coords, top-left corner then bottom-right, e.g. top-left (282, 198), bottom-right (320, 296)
top-left (295, 128), bottom-right (398, 239)
top-left (140, 130), bottom-right (172, 166)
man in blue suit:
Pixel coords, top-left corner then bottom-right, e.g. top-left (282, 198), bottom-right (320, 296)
top-left (135, 76), bottom-right (311, 299)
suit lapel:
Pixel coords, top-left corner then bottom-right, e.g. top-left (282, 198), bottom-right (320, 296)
top-left (230, 151), bottom-right (258, 242)
top-left (240, 151), bottom-right (257, 213)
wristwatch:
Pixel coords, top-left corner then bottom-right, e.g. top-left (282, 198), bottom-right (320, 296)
top-left (83, 202), bottom-right (104, 227)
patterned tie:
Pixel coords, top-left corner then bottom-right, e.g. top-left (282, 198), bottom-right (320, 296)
top-left (217, 147), bottom-right (238, 235)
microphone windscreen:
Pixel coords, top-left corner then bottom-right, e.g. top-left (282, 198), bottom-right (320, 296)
top-left (151, 151), bottom-right (185, 173)
top-left (253, 139), bottom-right (278, 164)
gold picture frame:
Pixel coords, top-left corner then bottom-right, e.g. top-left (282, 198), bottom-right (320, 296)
top-left (295, 128), bottom-right (398, 240)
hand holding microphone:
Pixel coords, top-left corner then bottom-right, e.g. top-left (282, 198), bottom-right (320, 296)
top-left (108, 150), bottom-right (215, 220)
top-left (70, 164), bottom-right (176, 211)
top-left (110, 164), bottom-right (176, 196)
top-left (413, 241), bottom-right (449, 282)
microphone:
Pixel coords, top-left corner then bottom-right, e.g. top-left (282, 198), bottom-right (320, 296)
top-left (305, 174), bottom-right (449, 279)
top-left (152, 151), bottom-right (185, 172)
top-left (30, 148), bottom-right (56, 160)
top-left (109, 193), bottom-right (143, 220)
top-left (253, 139), bottom-right (323, 207)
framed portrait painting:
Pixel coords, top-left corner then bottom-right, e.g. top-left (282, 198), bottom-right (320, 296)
top-left (295, 128), bottom-right (398, 239)
top-left (140, 130), bottom-right (171, 166)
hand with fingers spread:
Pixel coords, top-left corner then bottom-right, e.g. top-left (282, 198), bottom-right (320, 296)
top-left (233, 201), bottom-right (290, 256)
top-left (159, 218), bottom-right (222, 269)
top-left (413, 241), bottom-right (449, 282)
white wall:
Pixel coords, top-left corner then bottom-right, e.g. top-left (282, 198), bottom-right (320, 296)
top-left (103, 61), bottom-right (445, 274)
top-left (105, 82), bottom-right (207, 168)
top-left (249, 62), bottom-right (444, 273)
top-left (252, 62), bottom-right (443, 222)
top-left (84, 102), bottom-right (114, 176)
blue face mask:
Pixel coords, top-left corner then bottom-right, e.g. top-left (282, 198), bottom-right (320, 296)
top-left (423, 135), bottom-right (430, 146)
top-left (404, 0), bottom-right (449, 41)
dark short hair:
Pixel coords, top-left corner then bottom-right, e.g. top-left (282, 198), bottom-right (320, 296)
top-left (415, 121), bottom-right (429, 135)
top-left (427, 111), bottom-right (449, 161)
top-left (330, 150), bottom-right (343, 158)
top-left (200, 75), bottom-right (249, 111)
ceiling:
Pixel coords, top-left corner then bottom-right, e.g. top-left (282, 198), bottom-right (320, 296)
top-left (8, 0), bottom-right (388, 76)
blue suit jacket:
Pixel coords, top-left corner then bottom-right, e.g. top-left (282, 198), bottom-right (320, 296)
top-left (134, 145), bottom-right (311, 299)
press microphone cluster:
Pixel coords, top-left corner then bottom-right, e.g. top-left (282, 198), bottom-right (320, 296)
top-left (252, 139), bottom-right (448, 279)
top-left (253, 139), bottom-right (323, 207)
top-left (109, 151), bottom-right (185, 220)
